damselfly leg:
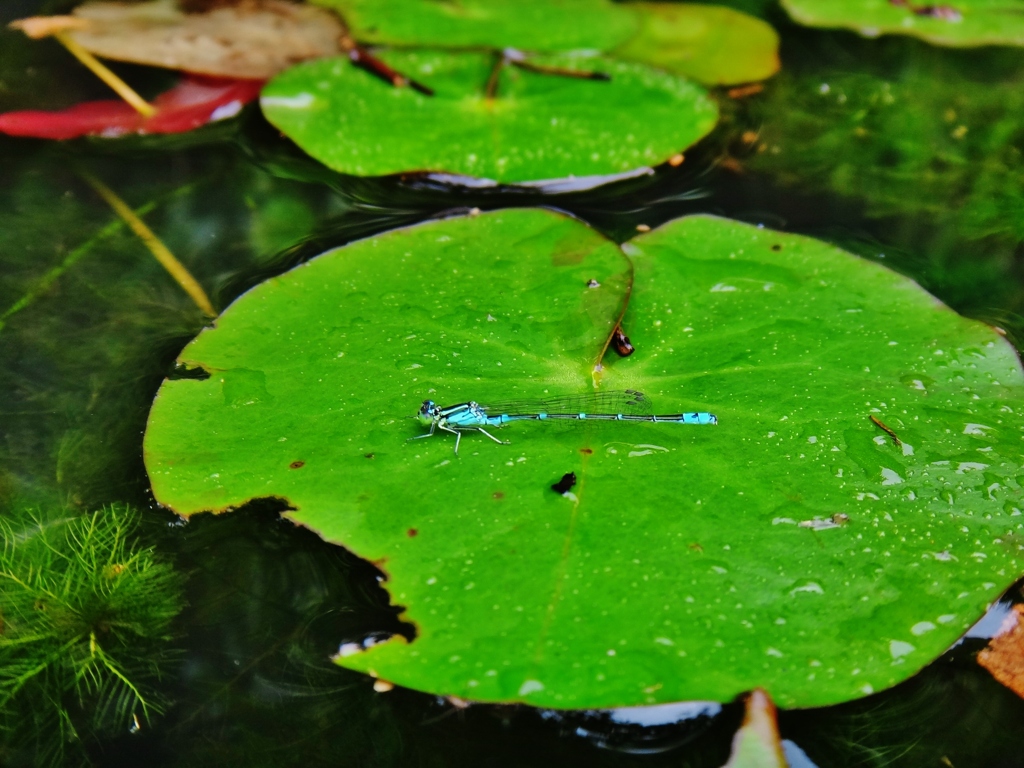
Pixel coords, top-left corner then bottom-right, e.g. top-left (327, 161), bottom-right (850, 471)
top-left (475, 427), bottom-right (509, 446)
top-left (407, 422), bottom-right (436, 440)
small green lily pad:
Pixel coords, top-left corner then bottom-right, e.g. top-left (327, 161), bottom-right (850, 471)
top-left (782, 0), bottom-right (1024, 47)
top-left (144, 210), bottom-right (1024, 709)
top-left (615, 3), bottom-right (780, 85)
top-left (315, 0), bottom-right (638, 52)
top-left (260, 51), bottom-right (718, 183)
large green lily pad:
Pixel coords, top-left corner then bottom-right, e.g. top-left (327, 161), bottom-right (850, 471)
top-left (315, 0), bottom-right (638, 52)
top-left (259, 51), bottom-right (717, 183)
top-left (614, 3), bottom-right (780, 85)
top-left (145, 209), bottom-right (1024, 709)
top-left (782, 0), bottom-right (1024, 47)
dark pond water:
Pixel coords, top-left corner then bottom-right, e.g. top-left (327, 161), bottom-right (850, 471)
top-left (2, 1), bottom-right (1024, 766)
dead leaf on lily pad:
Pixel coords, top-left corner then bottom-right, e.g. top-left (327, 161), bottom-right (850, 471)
top-left (64, 0), bottom-right (343, 79)
top-left (8, 15), bottom-right (88, 39)
top-left (978, 603), bottom-right (1024, 699)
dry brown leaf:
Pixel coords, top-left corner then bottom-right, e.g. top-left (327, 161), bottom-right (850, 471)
top-left (978, 603), bottom-right (1024, 699)
top-left (9, 16), bottom-right (89, 39)
top-left (63, 0), bottom-right (344, 79)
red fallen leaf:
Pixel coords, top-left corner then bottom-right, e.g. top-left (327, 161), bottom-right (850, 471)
top-left (0, 75), bottom-right (264, 139)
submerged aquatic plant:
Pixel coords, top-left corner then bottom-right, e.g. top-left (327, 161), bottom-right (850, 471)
top-left (0, 505), bottom-right (184, 765)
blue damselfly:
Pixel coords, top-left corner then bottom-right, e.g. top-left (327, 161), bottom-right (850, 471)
top-left (410, 390), bottom-right (716, 454)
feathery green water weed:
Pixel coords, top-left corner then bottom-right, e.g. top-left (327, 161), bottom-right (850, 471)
top-left (0, 504), bottom-right (184, 766)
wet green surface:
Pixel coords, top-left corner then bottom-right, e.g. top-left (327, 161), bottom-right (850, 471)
top-left (145, 210), bottom-right (1023, 709)
top-left (614, 3), bottom-right (780, 85)
top-left (261, 50), bottom-right (718, 182)
top-left (316, 0), bottom-right (638, 51)
top-left (3, 1), bottom-right (1024, 766)
top-left (782, 0), bottom-right (1024, 47)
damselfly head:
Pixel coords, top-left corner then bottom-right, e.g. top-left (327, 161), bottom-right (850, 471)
top-left (417, 400), bottom-right (439, 425)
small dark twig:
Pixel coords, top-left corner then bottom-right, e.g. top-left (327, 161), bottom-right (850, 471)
top-left (888, 0), bottom-right (961, 20)
top-left (341, 34), bottom-right (435, 96)
top-left (484, 51), bottom-right (507, 101)
top-left (870, 415), bottom-right (902, 447)
top-left (510, 58), bottom-right (611, 82)
top-left (484, 48), bottom-right (611, 98)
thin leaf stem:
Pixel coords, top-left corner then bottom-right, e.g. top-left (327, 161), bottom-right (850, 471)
top-left (79, 172), bottom-right (217, 317)
top-left (91, 645), bottom-right (152, 718)
top-left (510, 58), bottom-right (611, 82)
top-left (0, 206), bottom-right (151, 333)
top-left (53, 32), bottom-right (156, 117)
top-left (340, 34), bottom-right (434, 96)
top-left (484, 51), bottom-right (507, 101)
